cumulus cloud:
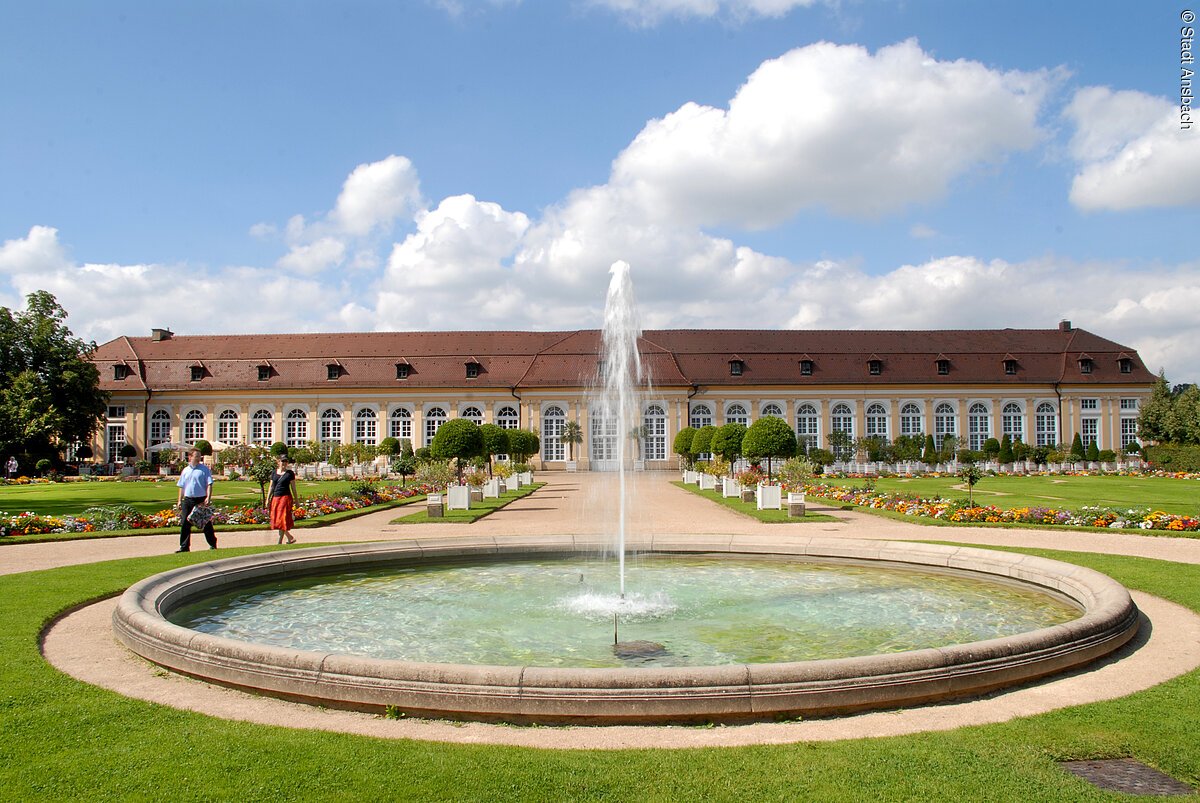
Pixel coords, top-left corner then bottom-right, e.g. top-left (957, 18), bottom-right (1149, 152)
top-left (1065, 86), bottom-right (1200, 210)
top-left (610, 40), bottom-right (1052, 226)
top-left (331, 155), bottom-right (423, 237)
top-left (276, 237), bottom-right (346, 275)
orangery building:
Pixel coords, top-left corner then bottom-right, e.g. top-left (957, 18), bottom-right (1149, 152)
top-left (89, 322), bottom-right (1156, 470)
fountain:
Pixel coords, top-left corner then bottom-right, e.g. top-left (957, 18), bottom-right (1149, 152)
top-left (111, 262), bottom-right (1141, 724)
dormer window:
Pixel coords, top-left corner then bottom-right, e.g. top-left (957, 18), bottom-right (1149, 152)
top-left (799, 359), bottom-right (813, 376)
top-left (936, 359), bottom-right (950, 376)
top-left (466, 362), bottom-right (480, 379)
top-left (1119, 358), bottom-right (1132, 374)
top-left (396, 363), bottom-right (410, 380)
top-left (868, 359), bottom-right (882, 376)
top-left (1004, 359), bottom-right (1018, 375)
top-left (327, 364), bottom-right (341, 381)
top-left (729, 360), bottom-right (744, 376)
top-left (257, 365), bottom-right (271, 382)
top-left (190, 366), bottom-right (204, 382)
top-left (113, 364), bottom-right (130, 381)
top-left (1079, 357), bottom-right (1093, 374)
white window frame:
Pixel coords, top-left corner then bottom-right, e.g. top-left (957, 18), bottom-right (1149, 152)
top-left (1002, 402), bottom-right (1024, 443)
top-left (900, 403), bottom-right (922, 437)
top-left (1036, 402), bottom-right (1058, 447)
top-left (643, 404), bottom-right (667, 461)
top-left (865, 403), bottom-right (888, 439)
top-left (689, 403), bottom-right (713, 430)
top-left (251, 409), bottom-right (274, 446)
top-left (934, 403), bottom-right (956, 450)
top-left (795, 403), bottom-right (819, 450)
top-left (149, 409), bottom-right (171, 446)
top-left (320, 408), bottom-right (343, 444)
top-left (183, 409), bottom-right (205, 443)
top-left (542, 405), bottom-right (566, 461)
top-left (389, 408), bottom-right (413, 441)
top-left (217, 409), bottom-right (239, 444)
top-left (354, 408), bottom-right (378, 445)
top-left (725, 403), bottom-right (749, 426)
top-left (424, 406), bottom-right (447, 446)
top-left (968, 403), bottom-right (990, 451)
top-left (285, 408), bottom-right (309, 447)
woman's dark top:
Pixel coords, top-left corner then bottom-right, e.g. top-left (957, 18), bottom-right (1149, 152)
top-left (269, 469), bottom-right (296, 499)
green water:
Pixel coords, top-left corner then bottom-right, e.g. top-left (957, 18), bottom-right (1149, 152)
top-left (168, 555), bottom-right (1081, 668)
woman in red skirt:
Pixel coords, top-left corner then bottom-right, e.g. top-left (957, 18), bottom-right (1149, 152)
top-left (268, 456), bottom-right (299, 544)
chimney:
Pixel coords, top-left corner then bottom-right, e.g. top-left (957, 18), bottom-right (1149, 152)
top-left (151, 328), bottom-right (173, 341)
top-left (1058, 320), bottom-right (1072, 332)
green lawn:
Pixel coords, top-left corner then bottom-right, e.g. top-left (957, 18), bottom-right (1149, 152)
top-left (828, 474), bottom-right (1200, 515)
top-left (394, 482), bottom-right (545, 523)
top-left (0, 478), bottom-right (382, 517)
top-left (2, 545), bottom-right (1198, 800)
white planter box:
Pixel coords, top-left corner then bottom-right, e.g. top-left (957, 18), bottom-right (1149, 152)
top-left (426, 493), bottom-right (444, 518)
top-left (698, 473), bottom-right (716, 491)
top-left (684, 470), bottom-right (699, 484)
top-left (447, 485), bottom-right (471, 510)
top-left (757, 483), bottom-right (782, 510)
top-left (721, 477), bottom-right (741, 498)
top-left (483, 478), bottom-right (501, 498)
top-left (565, 461), bottom-right (577, 473)
top-left (518, 471), bottom-right (533, 485)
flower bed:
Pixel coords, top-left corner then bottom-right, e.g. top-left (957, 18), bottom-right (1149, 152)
top-left (798, 482), bottom-right (1200, 534)
top-left (0, 484), bottom-right (435, 537)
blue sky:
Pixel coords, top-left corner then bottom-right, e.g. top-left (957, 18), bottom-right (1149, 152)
top-left (2, 1), bottom-right (1197, 379)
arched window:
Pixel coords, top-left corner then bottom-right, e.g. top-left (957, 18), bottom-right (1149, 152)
top-left (149, 410), bottom-right (171, 446)
top-left (968, 403), bottom-right (990, 451)
top-left (320, 408), bottom-right (343, 443)
top-left (496, 406), bottom-right (519, 429)
top-left (934, 403), bottom-right (957, 449)
top-left (865, 403), bottom-right (888, 439)
top-left (542, 405), bottom-right (566, 461)
top-left (830, 403), bottom-right (854, 459)
top-left (183, 409), bottom-right (205, 443)
top-left (1036, 402), bottom-right (1058, 446)
top-left (461, 406), bottom-right (483, 425)
top-left (424, 407), bottom-right (447, 446)
top-left (251, 409), bottom-right (273, 446)
top-left (761, 403), bottom-right (783, 418)
top-left (590, 404), bottom-right (618, 462)
top-left (1002, 402), bottom-right (1024, 443)
top-left (726, 403), bottom-right (749, 426)
top-left (217, 409), bottom-right (239, 444)
top-left (900, 403), bottom-right (922, 436)
top-left (795, 403), bottom-right (819, 451)
top-left (354, 408), bottom-right (377, 445)
top-left (389, 408), bottom-right (412, 441)
top-left (643, 404), bottom-right (666, 461)
top-left (689, 403), bottom-right (712, 430)
top-left (286, 408), bottom-right (308, 447)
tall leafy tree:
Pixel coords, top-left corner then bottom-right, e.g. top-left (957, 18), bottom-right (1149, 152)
top-left (430, 418), bottom-right (483, 483)
top-left (741, 417), bottom-right (797, 479)
top-left (710, 422), bottom-right (747, 470)
top-left (479, 423), bottom-right (509, 474)
top-left (1138, 371), bottom-right (1178, 443)
top-left (0, 291), bottom-right (107, 462)
top-left (672, 426), bottom-right (697, 469)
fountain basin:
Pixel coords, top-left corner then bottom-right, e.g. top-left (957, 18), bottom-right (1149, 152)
top-left (113, 536), bottom-right (1139, 724)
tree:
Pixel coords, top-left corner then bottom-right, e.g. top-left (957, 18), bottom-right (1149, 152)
top-left (1012, 438), bottom-right (1030, 463)
top-left (921, 434), bottom-right (937, 464)
top-left (998, 434), bottom-right (1014, 464)
top-left (506, 429), bottom-right (540, 464)
top-left (269, 441), bottom-right (289, 458)
top-left (1070, 432), bottom-right (1086, 461)
top-left (673, 426), bottom-right (697, 469)
top-left (710, 422), bottom-right (747, 470)
top-left (430, 418), bottom-right (483, 483)
top-left (1175, 384), bottom-right (1200, 444)
top-left (479, 424), bottom-right (509, 474)
top-left (377, 437), bottom-right (401, 458)
top-left (248, 456), bottom-right (276, 506)
top-left (391, 454), bottom-right (417, 486)
top-left (1138, 371), bottom-right (1177, 443)
top-left (1086, 440), bottom-right (1100, 462)
top-left (982, 437), bottom-right (1000, 460)
top-left (828, 430), bottom-right (853, 462)
top-left (559, 420), bottom-right (584, 461)
top-left (741, 417), bottom-right (797, 480)
top-left (691, 425), bottom-right (717, 459)
top-left (957, 464), bottom-right (984, 505)
top-left (118, 443), bottom-right (137, 461)
top-left (0, 291), bottom-right (108, 462)
top-left (938, 434), bottom-right (959, 463)
top-left (892, 434), bottom-right (923, 462)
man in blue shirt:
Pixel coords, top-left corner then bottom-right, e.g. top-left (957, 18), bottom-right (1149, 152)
top-left (175, 448), bottom-right (216, 552)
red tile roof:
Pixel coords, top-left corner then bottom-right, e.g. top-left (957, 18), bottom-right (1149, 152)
top-left (92, 327), bottom-right (1156, 392)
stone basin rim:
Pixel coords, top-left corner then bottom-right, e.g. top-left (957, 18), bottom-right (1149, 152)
top-left (111, 536), bottom-right (1140, 724)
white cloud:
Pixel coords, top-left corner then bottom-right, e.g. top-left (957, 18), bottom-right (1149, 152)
top-left (1065, 86), bottom-right (1200, 210)
top-left (276, 237), bottom-right (347, 275)
top-left (331, 155), bottom-right (423, 237)
top-left (910, 224), bottom-right (938, 239)
top-left (610, 40), bottom-right (1052, 226)
top-left (587, 0), bottom-right (819, 26)
top-left (0, 225), bottom-right (72, 275)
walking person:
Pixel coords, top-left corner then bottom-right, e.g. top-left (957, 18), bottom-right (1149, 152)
top-left (175, 448), bottom-right (216, 552)
top-left (268, 456), bottom-right (299, 544)
top-left (5, 455), bottom-right (17, 479)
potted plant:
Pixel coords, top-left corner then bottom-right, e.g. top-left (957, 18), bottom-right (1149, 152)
top-left (559, 420), bottom-right (583, 472)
